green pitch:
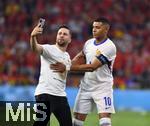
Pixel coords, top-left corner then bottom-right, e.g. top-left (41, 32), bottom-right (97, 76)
top-left (1, 107), bottom-right (150, 126)
top-left (50, 110), bottom-right (150, 126)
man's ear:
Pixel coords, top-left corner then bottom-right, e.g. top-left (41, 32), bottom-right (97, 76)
top-left (105, 25), bottom-right (110, 32)
top-left (68, 38), bottom-right (71, 43)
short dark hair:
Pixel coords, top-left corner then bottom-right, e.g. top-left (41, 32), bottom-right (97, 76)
top-left (58, 25), bottom-right (70, 30)
top-left (94, 17), bottom-right (110, 26)
top-left (58, 25), bottom-right (72, 35)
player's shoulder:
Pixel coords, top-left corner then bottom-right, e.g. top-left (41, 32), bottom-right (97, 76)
top-left (106, 38), bottom-right (116, 49)
top-left (84, 38), bottom-right (95, 46)
top-left (104, 38), bottom-right (117, 54)
top-left (42, 44), bottom-right (55, 49)
top-left (41, 44), bottom-right (57, 54)
top-left (86, 38), bottom-right (95, 43)
top-left (42, 44), bottom-right (52, 47)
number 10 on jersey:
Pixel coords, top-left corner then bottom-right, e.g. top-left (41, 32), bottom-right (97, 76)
top-left (104, 97), bottom-right (111, 106)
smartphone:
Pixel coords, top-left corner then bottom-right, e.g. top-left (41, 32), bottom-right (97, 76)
top-left (38, 18), bottom-right (45, 28)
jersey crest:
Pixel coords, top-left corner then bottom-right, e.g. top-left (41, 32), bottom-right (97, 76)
top-left (96, 49), bottom-right (101, 56)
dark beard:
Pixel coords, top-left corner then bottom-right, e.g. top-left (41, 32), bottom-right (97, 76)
top-left (57, 41), bottom-right (67, 47)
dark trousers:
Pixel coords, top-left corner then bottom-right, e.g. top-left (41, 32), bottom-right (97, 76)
top-left (33, 94), bottom-right (72, 126)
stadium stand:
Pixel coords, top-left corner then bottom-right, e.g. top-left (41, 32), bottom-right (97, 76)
top-left (0, 0), bottom-right (149, 89)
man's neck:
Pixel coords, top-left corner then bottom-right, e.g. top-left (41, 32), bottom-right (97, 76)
top-left (56, 44), bottom-right (67, 52)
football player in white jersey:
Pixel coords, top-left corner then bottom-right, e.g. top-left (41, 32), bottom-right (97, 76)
top-left (51, 17), bottom-right (116, 126)
top-left (30, 21), bottom-right (72, 126)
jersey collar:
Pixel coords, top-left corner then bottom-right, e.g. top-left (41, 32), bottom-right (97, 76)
top-left (93, 38), bottom-right (108, 46)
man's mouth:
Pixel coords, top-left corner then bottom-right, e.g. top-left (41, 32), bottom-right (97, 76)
top-left (59, 39), bottom-right (64, 42)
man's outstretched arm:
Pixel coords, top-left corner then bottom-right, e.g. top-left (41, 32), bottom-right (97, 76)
top-left (30, 26), bottom-right (43, 54)
top-left (50, 55), bottom-right (103, 73)
top-left (50, 50), bottom-right (110, 72)
top-left (71, 57), bottom-right (102, 72)
top-left (50, 51), bottom-right (86, 73)
top-left (71, 52), bottom-right (111, 72)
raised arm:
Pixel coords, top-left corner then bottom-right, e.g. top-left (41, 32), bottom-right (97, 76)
top-left (30, 26), bottom-right (43, 54)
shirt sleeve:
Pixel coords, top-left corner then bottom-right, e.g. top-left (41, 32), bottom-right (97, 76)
top-left (41, 44), bottom-right (53, 59)
top-left (64, 53), bottom-right (71, 71)
top-left (83, 40), bottom-right (89, 55)
top-left (99, 44), bottom-right (116, 62)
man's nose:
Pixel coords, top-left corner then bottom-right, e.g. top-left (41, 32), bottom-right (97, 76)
top-left (93, 28), bottom-right (96, 32)
top-left (93, 30), bottom-right (96, 33)
top-left (60, 34), bottom-right (64, 38)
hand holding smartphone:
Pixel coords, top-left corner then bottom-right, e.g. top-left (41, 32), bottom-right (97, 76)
top-left (31, 18), bottom-right (45, 37)
top-left (38, 18), bottom-right (45, 28)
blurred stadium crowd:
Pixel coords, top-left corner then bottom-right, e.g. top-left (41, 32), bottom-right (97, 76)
top-left (0, 0), bottom-right (149, 89)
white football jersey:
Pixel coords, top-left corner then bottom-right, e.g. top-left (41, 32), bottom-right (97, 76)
top-left (80, 38), bottom-right (116, 92)
top-left (35, 44), bottom-right (71, 96)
